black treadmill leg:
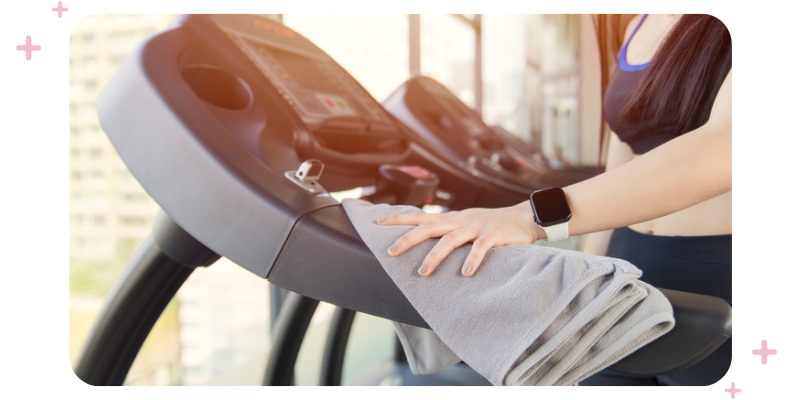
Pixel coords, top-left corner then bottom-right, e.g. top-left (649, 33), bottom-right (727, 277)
top-left (73, 211), bottom-right (219, 385)
top-left (394, 333), bottom-right (407, 363)
top-left (263, 291), bottom-right (320, 386)
top-left (320, 307), bottom-right (357, 385)
top-left (73, 236), bottom-right (195, 385)
top-left (269, 284), bottom-right (289, 332)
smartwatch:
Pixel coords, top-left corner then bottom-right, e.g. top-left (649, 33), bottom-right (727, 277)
top-left (529, 187), bottom-right (572, 242)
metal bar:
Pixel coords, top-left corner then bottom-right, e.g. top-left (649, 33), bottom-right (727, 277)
top-left (474, 14), bottom-right (483, 117)
top-left (320, 307), bottom-right (357, 385)
top-left (451, 14), bottom-right (478, 29)
top-left (269, 284), bottom-right (289, 332)
top-left (263, 291), bottom-right (320, 385)
top-left (73, 236), bottom-right (195, 385)
top-left (409, 14), bottom-right (421, 76)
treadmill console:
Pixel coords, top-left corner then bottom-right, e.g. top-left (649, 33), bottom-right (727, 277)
top-left (211, 15), bottom-right (392, 127)
top-left (385, 76), bottom-right (595, 190)
top-left (203, 15), bottom-right (407, 168)
top-left (417, 78), bottom-right (497, 145)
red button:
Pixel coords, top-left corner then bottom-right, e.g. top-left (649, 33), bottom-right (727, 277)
top-left (397, 166), bottom-right (431, 179)
top-left (323, 97), bottom-right (335, 108)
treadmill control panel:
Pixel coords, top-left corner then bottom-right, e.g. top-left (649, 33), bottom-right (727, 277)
top-left (210, 15), bottom-right (392, 127)
top-left (419, 78), bottom-right (489, 139)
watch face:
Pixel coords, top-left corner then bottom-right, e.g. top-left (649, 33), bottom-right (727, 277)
top-left (530, 188), bottom-right (571, 227)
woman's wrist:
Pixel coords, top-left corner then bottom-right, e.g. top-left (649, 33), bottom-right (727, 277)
top-left (513, 201), bottom-right (548, 242)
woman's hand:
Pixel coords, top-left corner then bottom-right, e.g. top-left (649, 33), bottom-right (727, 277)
top-left (377, 201), bottom-right (544, 277)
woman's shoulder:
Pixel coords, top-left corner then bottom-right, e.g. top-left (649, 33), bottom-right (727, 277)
top-left (622, 14), bottom-right (644, 42)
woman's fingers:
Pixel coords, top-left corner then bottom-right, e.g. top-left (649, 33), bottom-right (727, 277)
top-left (462, 228), bottom-right (502, 277)
top-left (418, 228), bottom-right (478, 276)
top-left (387, 220), bottom-right (464, 256)
top-left (377, 211), bottom-right (445, 226)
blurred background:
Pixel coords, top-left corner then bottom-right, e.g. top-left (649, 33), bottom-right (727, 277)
top-left (69, 14), bottom-right (603, 385)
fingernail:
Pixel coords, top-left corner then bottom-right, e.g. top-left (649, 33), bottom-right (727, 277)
top-left (388, 245), bottom-right (397, 255)
top-left (463, 264), bottom-right (473, 276)
top-left (377, 217), bottom-right (386, 224)
top-left (418, 263), bottom-right (428, 275)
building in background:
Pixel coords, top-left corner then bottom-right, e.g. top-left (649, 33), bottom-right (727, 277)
top-left (69, 15), bottom-right (180, 386)
top-left (69, 14), bottom-right (172, 262)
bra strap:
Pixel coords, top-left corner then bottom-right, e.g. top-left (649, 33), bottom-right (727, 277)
top-left (619, 14), bottom-right (649, 71)
top-left (623, 14), bottom-right (648, 50)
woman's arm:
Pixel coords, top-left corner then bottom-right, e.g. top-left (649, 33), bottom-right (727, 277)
top-left (564, 70), bottom-right (731, 236)
top-left (580, 131), bottom-right (635, 256)
top-left (379, 70), bottom-right (732, 276)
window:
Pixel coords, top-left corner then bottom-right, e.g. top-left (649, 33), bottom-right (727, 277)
top-left (481, 15), bottom-right (528, 140)
top-left (526, 15), bottom-right (580, 162)
top-left (420, 15), bottom-right (476, 108)
top-left (119, 216), bottom-right (146, 226)
top-left (116, 170), bottom-right (134, 182)
top-left (121, 193), bottom-right (145, 202)
top-left (283, 14), bottom-right (409, 102)
top-left (88, 126), bottom-right (103, 137)
top-left (89, 148), bottom-right (102, 160)
top-left (109, 31), bottom-right (137, 47)
top-left (84, 57), bottom-right (98, 74)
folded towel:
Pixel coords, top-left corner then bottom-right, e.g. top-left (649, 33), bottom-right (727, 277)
top-left (342, 199), bottom-right (675, 386)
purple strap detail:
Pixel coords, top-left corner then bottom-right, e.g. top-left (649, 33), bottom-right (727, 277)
top-left (619, 14), bottom-right (649, 72)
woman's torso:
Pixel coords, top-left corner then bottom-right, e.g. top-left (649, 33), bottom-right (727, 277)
top-left (607, 14), bottom-right (731, 237)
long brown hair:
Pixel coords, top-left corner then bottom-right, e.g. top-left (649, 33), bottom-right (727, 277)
top-left (592, 14), bottom-right (732, 162)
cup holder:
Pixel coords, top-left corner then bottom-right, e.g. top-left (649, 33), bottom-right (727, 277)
top-left (182, 65), bottom-right (253, 110)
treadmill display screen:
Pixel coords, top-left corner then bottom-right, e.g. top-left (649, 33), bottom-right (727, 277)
top-left (436, 87), bottom-right (488, 137)
top-left (268, 46), bottom-right (342, 94)
top-left (216, 19), bottom-right (393, 126)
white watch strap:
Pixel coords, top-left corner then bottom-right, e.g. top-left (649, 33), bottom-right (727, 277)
top-left (541, 221), bottom-right (569, 242)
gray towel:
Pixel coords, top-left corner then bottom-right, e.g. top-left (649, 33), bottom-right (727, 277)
top-left (342, 199), bottom-right (675, 386)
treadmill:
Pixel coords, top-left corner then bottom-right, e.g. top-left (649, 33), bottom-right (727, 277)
top-left (383, 76), bottom-right (599, 190)
top-left (72, 14), bottom-right (731, 386)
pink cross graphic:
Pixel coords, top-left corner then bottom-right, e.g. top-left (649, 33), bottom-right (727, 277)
top-left (16, 36), bottom-right (41, 60)
top-left (725, 382), bottom-right (741, 399)
top-left (752, 339), bottom-right (777, 364)
top-left (52, 2), bottom-right (68, 18)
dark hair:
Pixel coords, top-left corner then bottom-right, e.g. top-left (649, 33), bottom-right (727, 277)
top-left (592, 14), bottom-right (732, 162)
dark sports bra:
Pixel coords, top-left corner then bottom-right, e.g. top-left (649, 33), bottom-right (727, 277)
top-left (603, 15), bottom-right (718, 155)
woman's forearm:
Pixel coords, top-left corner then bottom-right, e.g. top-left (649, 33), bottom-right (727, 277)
top-left (559, 70), bottom-right (732, 238)
top-left (562, 121), bottom-right (731, 237)
top-left (581, 230), bottom-right (614, 256)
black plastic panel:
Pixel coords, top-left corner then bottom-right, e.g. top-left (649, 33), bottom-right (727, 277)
top-left (267, 204), bottom-right (428, 328)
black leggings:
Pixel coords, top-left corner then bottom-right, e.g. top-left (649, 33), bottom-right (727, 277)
top-left (581, 227), bottom-right (732, 386)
